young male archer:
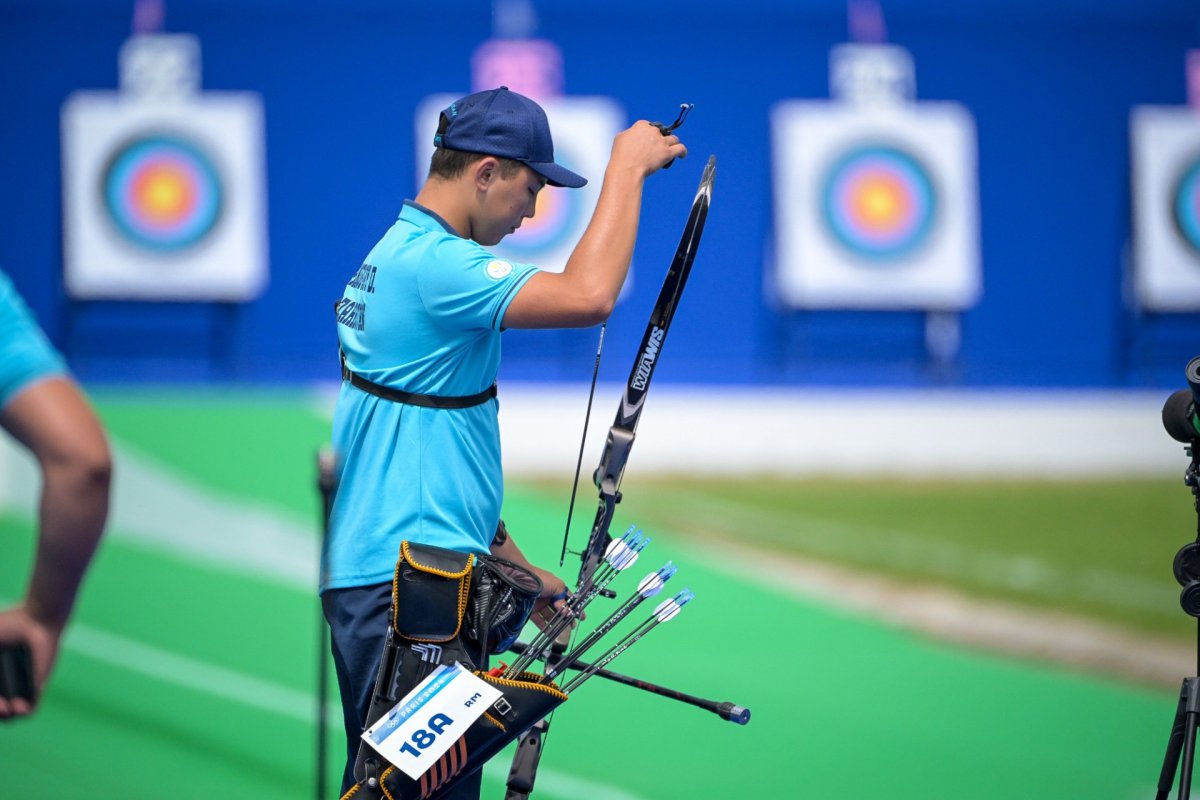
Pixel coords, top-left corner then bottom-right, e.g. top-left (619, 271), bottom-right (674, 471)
top-left (322, 85), bottom-right (685, 797)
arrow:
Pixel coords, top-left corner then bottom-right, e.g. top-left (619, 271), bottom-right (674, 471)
top-left (544, 563), bottom-right (677, 680)
top-left (560, 590), bottom-right (695, 694)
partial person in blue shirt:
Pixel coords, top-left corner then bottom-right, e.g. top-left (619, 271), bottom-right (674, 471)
top-left (323, 86), bottom-right (686, 796)
top-left (0, 269), bottom-right (111, 721)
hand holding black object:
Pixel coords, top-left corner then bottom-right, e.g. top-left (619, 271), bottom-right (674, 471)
top-left (651, 103), bottom-right (693, 169)
top-left (0, 641), bottom-right (36, 712)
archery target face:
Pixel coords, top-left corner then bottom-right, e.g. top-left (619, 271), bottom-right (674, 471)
top-left (1132, 105), bottom-right (1200, 310)
top-left (821, 145), bottom-right (938, 259)
top-left (415, 94), bottom-right (628, 294)
top-left (102, 133), bottom-right (223, 251)
top-left (1173, 157), bottom-right (1200, 256)
top-left (61, 92), bottom-right (268, 300)
top-left (770, 101), bottom-right (980, 310)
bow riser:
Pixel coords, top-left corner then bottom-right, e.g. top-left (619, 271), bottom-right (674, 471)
top-left (575, 155), bottom-right (717, 591)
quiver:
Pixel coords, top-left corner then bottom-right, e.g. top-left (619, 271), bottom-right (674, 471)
top-left (344, 671), bottom-right (566, 800)
top-left (344, 541), bottom-right (552, 800)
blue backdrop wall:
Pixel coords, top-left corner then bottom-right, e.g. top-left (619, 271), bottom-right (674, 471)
top-left (2, 0), bottom-right (1199, 388)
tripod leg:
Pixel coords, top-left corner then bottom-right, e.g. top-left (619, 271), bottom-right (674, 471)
top-left (1180, 677), bottom-right (1200, 800)
top-left (1159, 678), bottom-right (1200, 800)
top-left (1182, 718), bottom-right (1198, 800)
top-left (1158, 682), bottom-right (1188, 800)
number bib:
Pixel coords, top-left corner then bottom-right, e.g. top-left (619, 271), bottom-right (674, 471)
top-left (361, 663), bottom-right (502, 779)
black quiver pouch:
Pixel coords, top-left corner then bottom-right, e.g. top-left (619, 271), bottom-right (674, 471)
top-left (465, 553), bottom-right (542, 656)
top-left (345, 540), bottom-right (559, 800)
top-left (345, 671), bottom-right (566, 800)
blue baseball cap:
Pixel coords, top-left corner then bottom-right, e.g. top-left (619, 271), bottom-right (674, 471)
top-left (435, 86), bottom-right (587, 189)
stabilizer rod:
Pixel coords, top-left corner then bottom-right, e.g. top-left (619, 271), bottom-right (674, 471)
top-left (506, 640), bottom-right (750, 725)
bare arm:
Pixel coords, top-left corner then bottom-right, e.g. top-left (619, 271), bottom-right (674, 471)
top-left (502, 121), bottom-right (687, 329)
top-left (0, 376), bottom-right (111, 719)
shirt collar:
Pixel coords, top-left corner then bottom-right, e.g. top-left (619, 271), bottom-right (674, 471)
top-left (401, 200), bottom-right (461, 238)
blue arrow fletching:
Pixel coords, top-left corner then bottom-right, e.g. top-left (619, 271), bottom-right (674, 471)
top-left (636, 572), bottom-right (666, 597)
top-left (653, 596), bottom-right (685, 622)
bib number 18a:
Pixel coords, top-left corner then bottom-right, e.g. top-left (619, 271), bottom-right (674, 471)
top-left (396, 713), bottom-right (455, 759)
top-left (362, 664), bottom-right (503, 779)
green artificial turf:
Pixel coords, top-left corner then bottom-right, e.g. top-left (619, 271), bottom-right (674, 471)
top-left (0, 392), bottom-right (1191, 798)
top-left (516, 474), bottom-right (1197, 643)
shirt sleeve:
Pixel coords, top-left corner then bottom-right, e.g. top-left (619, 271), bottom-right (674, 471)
top-left (0, 271), bottom-right (68, 410)
top-left (416, 237), bottom-right (539, 332)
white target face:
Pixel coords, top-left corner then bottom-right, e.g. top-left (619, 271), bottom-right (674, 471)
top-left (1131, 105), bottom-right (1200, 311)
top-left (770, 100), bottom-right (981, 310)
top-left (61, 92), bottom-right (268, 300)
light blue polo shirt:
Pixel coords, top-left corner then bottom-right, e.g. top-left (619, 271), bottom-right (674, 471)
top-left (321, 202), bottom-right (539, 593)
top-left (0, 269), bottom-right (67, 411)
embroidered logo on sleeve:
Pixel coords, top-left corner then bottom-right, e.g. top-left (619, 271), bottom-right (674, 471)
top-left (485, 259), bottom-right (513, 280)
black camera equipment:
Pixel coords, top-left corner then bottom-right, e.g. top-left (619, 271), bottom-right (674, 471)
top-left (1155, 356), bottom-right (1200, 800)
top-left (1162, 357), bottom-right (1200, 445)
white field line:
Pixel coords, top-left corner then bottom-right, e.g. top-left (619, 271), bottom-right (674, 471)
top-left (66, 622), bottom-right (333, 723)
top-left (0, 433), bottom-right (644, 800)
top-left (0, 410), bottom-right (1186, 689)
top-left (0, 389), bottom-right (1186, 701)
top-left (0, 435), bottom-right (318, 590)
top-left (60, 622), bottom-right (642, 800)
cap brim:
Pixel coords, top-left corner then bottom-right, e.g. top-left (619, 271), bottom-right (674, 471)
top-left (528, 161), bottom-right (587, 189)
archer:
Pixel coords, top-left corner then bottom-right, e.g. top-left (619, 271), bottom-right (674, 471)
top-left (323, 85), bottom-right (686, 800)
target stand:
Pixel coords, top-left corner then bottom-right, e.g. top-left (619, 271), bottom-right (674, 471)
top-left (58, 34), bottom-right (267, 378)
top-left (61, 297), bottom-right (243, 381)
top-left (767, 42), bottom-right (981, 379)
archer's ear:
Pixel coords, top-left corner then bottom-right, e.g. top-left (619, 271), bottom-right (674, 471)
top-left (473, 157), bottom-right (499, 190)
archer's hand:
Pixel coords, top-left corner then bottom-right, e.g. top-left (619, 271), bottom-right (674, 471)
top-left (528, 567), bottom-right (578, 646)
top-left (610, 121), bottom-right (688, 178)
top-left (487, 527), bottom-right (581, 644)
top-left (0, 604), bottom-right (60, 720)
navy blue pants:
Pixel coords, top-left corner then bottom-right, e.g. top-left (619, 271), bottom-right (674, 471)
top-left (322, 581), bottom-right (485, 799)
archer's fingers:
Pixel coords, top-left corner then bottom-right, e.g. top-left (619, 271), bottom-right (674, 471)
top-left (0, 695), bottom-right (32, 721)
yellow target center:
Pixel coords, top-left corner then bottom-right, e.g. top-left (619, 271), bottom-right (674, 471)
top-left (134, 165), bottom-right (195, 222)
top-left (854, 179), bottom-right (908, 230)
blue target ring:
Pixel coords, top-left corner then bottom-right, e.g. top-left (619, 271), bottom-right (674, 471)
top-left (102, 134), bottom-right (223, 252)
top-left (821, 145), bottom-right (938, 261)
top-left (1172, 156), bottom-right (1200, 256)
